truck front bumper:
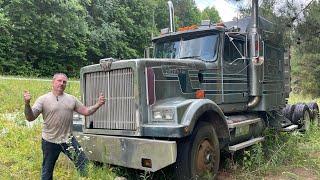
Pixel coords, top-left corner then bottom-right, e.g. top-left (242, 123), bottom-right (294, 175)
top-left (73, 132), bottom-right (177, 172)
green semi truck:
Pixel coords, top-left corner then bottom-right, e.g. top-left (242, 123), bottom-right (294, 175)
top-left (73, 0), bottom-right (319, 179)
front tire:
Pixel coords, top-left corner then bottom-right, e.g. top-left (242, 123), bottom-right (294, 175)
top-left (175, 121), bottom-right (220, 179)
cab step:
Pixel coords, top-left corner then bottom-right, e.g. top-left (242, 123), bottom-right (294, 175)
top-left (227, 118), bottom-right (261, 129)
top-left (228, 137), bottom-right (264, 152)
top-left (282, 124), bottom-right (298, 132)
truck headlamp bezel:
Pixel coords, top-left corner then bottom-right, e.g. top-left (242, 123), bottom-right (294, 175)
top-left (152, 109), bottom-right (175, 121)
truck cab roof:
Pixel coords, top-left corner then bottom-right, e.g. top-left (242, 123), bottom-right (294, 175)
top-left (152, 26), bottom-right (224, 43)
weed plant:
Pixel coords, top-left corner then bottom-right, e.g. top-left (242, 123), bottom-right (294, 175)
top-left (228, 91), bottom-right (320, 179)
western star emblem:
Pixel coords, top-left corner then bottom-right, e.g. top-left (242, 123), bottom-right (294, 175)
top-left (100, 58), bottom-right (114, 71)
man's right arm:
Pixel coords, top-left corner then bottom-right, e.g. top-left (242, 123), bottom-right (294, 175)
top-left (24, 103), bottom-right (36, 122)
top-left (24, 90), bottom-right (37, 122)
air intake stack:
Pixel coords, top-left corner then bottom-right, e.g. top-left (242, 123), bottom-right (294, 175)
top-left (248, 0), bottom-right (263, 108)
top-left (167, 1), bottom-right (175, 33)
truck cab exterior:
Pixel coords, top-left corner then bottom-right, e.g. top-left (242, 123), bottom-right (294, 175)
top-left (73, 7), bottom-right (293, 179)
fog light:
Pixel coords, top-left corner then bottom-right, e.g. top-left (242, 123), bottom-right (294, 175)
top-left (141, 158), bottom-right (152, 168)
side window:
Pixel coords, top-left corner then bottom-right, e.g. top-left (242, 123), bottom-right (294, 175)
top-left (223, 37), bottom-right (244, 62)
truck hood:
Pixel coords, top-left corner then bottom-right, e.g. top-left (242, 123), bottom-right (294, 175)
top-left (80, 58), bottom-right (207, 73)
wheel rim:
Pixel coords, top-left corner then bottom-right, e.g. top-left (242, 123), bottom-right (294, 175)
top-left (302, 110), bottom-right (311, 131)
top-left (196, 139), bottom-right (215, 175)
top-left (313, 109), bottom-right (319, 126)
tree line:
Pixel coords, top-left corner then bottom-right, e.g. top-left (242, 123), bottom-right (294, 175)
top-left (0, 0), bottom-right (220, 77)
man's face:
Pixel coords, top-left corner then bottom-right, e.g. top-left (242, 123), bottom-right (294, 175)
top-left (52, 75), bottom-right (67, 94)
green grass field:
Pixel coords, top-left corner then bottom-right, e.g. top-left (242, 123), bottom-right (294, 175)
top-left (0, 76), bottom-right (319, 179)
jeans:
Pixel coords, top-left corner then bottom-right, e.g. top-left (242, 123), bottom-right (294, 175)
top-left (41, 137), bottom-right (88, 180)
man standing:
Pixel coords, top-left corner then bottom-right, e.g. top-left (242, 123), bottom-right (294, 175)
top-left (23, 73), bottom-right (105, 180)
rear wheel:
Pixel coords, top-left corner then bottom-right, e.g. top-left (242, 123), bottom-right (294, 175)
top-left (175, 121), bottom-right (220, 179)
top-left (283, 104), bottom-right (296, 121)
top-left (292, 104), bottom-right (311, 131)
top-left (307, 102), bottom-right (319, 126)
top-left (302, 109), bottom-right (311, 131)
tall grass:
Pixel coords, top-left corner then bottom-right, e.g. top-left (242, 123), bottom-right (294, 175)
top-left (227, 93), bottom-right (320, 179)
top-left (0, 77), bottom-right (80, 114)
top-left (230, 128), bottom-right (320, 179)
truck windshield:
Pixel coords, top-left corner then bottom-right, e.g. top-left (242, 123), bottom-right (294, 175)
top-left (154, 34), bottom-right (219, 61)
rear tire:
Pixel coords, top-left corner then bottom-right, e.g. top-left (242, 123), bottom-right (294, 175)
top-left (175, 121), bottom-right (220, 180)
top-left (307, 102), bottom-right (319, 126)
top-left (292, 104), bottom-right (311, 131)
top-left (283, 104), bottom-right (296, 121)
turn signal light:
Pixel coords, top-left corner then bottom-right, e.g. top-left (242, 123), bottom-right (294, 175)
top-left (178, 25), bottom-right (198, 32)
top-left (195, 89), bottom-right (205, 99)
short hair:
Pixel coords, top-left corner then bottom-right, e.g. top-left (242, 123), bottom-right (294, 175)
top-left (53, 73), bottom-right (68, 80)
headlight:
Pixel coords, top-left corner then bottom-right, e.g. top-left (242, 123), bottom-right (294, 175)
top-left (152, 109), bottom-right (175, 121)
top-left (153, 111), bottom-right (162, 119)
top-left (162, 109), bottom-right (174, 120)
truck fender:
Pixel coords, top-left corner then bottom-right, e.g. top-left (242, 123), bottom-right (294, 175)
top-left (181, 99), bottom-right (230, 147)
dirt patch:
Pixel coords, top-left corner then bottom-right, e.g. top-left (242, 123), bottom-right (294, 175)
top-left (309, 151), bottom-right (320, 159)
top-left (265, 167), bottom-right (318, 180)
top-left (217, 170), bottom-right (234, 180)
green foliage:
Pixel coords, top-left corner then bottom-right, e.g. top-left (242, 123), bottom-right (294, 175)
top-left (230, 93), bottom-right (320, 178)
top-left (0, 77), bottom-right (79, 114)
top-left (84, 0), bottom-right (154, 62)
top-left (174, 0), bottom-right (201, 27)
top-left (201, 7), bottom-right (221, 23)
top-left (0, 119), bottom-right (43, 179)
top-left (0, 0), bottom-right (90, 77)
top-left (291, 1), bottom-right (320, 96)
top-left (113, 0), bottom-right (155, 58)
top-left (292, 53), bottom-right (320, 96)
top-left (288, 92), bottom-right (320, 105)
top-left (0, 11), bottom-right (15, 75)
top-left (242, 143), bottom-right (264, 171)
top-left (0, 0), bottom-right (207, 77)
top-left (231, 127), bottom-right (320, 179)
top-left (0, 118), bottom-right (119, 179)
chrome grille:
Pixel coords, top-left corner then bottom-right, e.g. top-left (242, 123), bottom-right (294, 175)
top-left (84, 68), bottom-right (136, 130)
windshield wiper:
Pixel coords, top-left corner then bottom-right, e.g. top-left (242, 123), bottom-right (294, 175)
top-left (179, 56), bottom-right (202, 60)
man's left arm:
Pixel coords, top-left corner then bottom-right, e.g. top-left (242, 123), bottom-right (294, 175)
top-left (75, 93), bottom-right (106, 116)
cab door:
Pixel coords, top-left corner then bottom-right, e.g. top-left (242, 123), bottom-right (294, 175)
top-left (222, 35), bottom-right (249, 104)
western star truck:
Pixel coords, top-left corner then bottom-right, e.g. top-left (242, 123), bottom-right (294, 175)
top-left (73, 0), bottom-right (319, 179)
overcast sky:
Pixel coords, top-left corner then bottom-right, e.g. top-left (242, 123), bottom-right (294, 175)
top-left (194, 0), bottom-right (313, 22)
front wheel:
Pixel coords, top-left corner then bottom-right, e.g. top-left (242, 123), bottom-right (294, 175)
top-left (175, 122), bottom-right (220, 179)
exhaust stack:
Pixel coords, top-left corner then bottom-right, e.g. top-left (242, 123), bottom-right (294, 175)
top-left (167, 1), bottom-right (175, 33)
top-left (248, 0), bottom-right (263, 108)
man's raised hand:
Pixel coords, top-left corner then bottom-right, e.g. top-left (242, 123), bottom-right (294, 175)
top-left (98, 93), bottom-right (106, 106)
top-left (24, 90), bottom-right (31, 104)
